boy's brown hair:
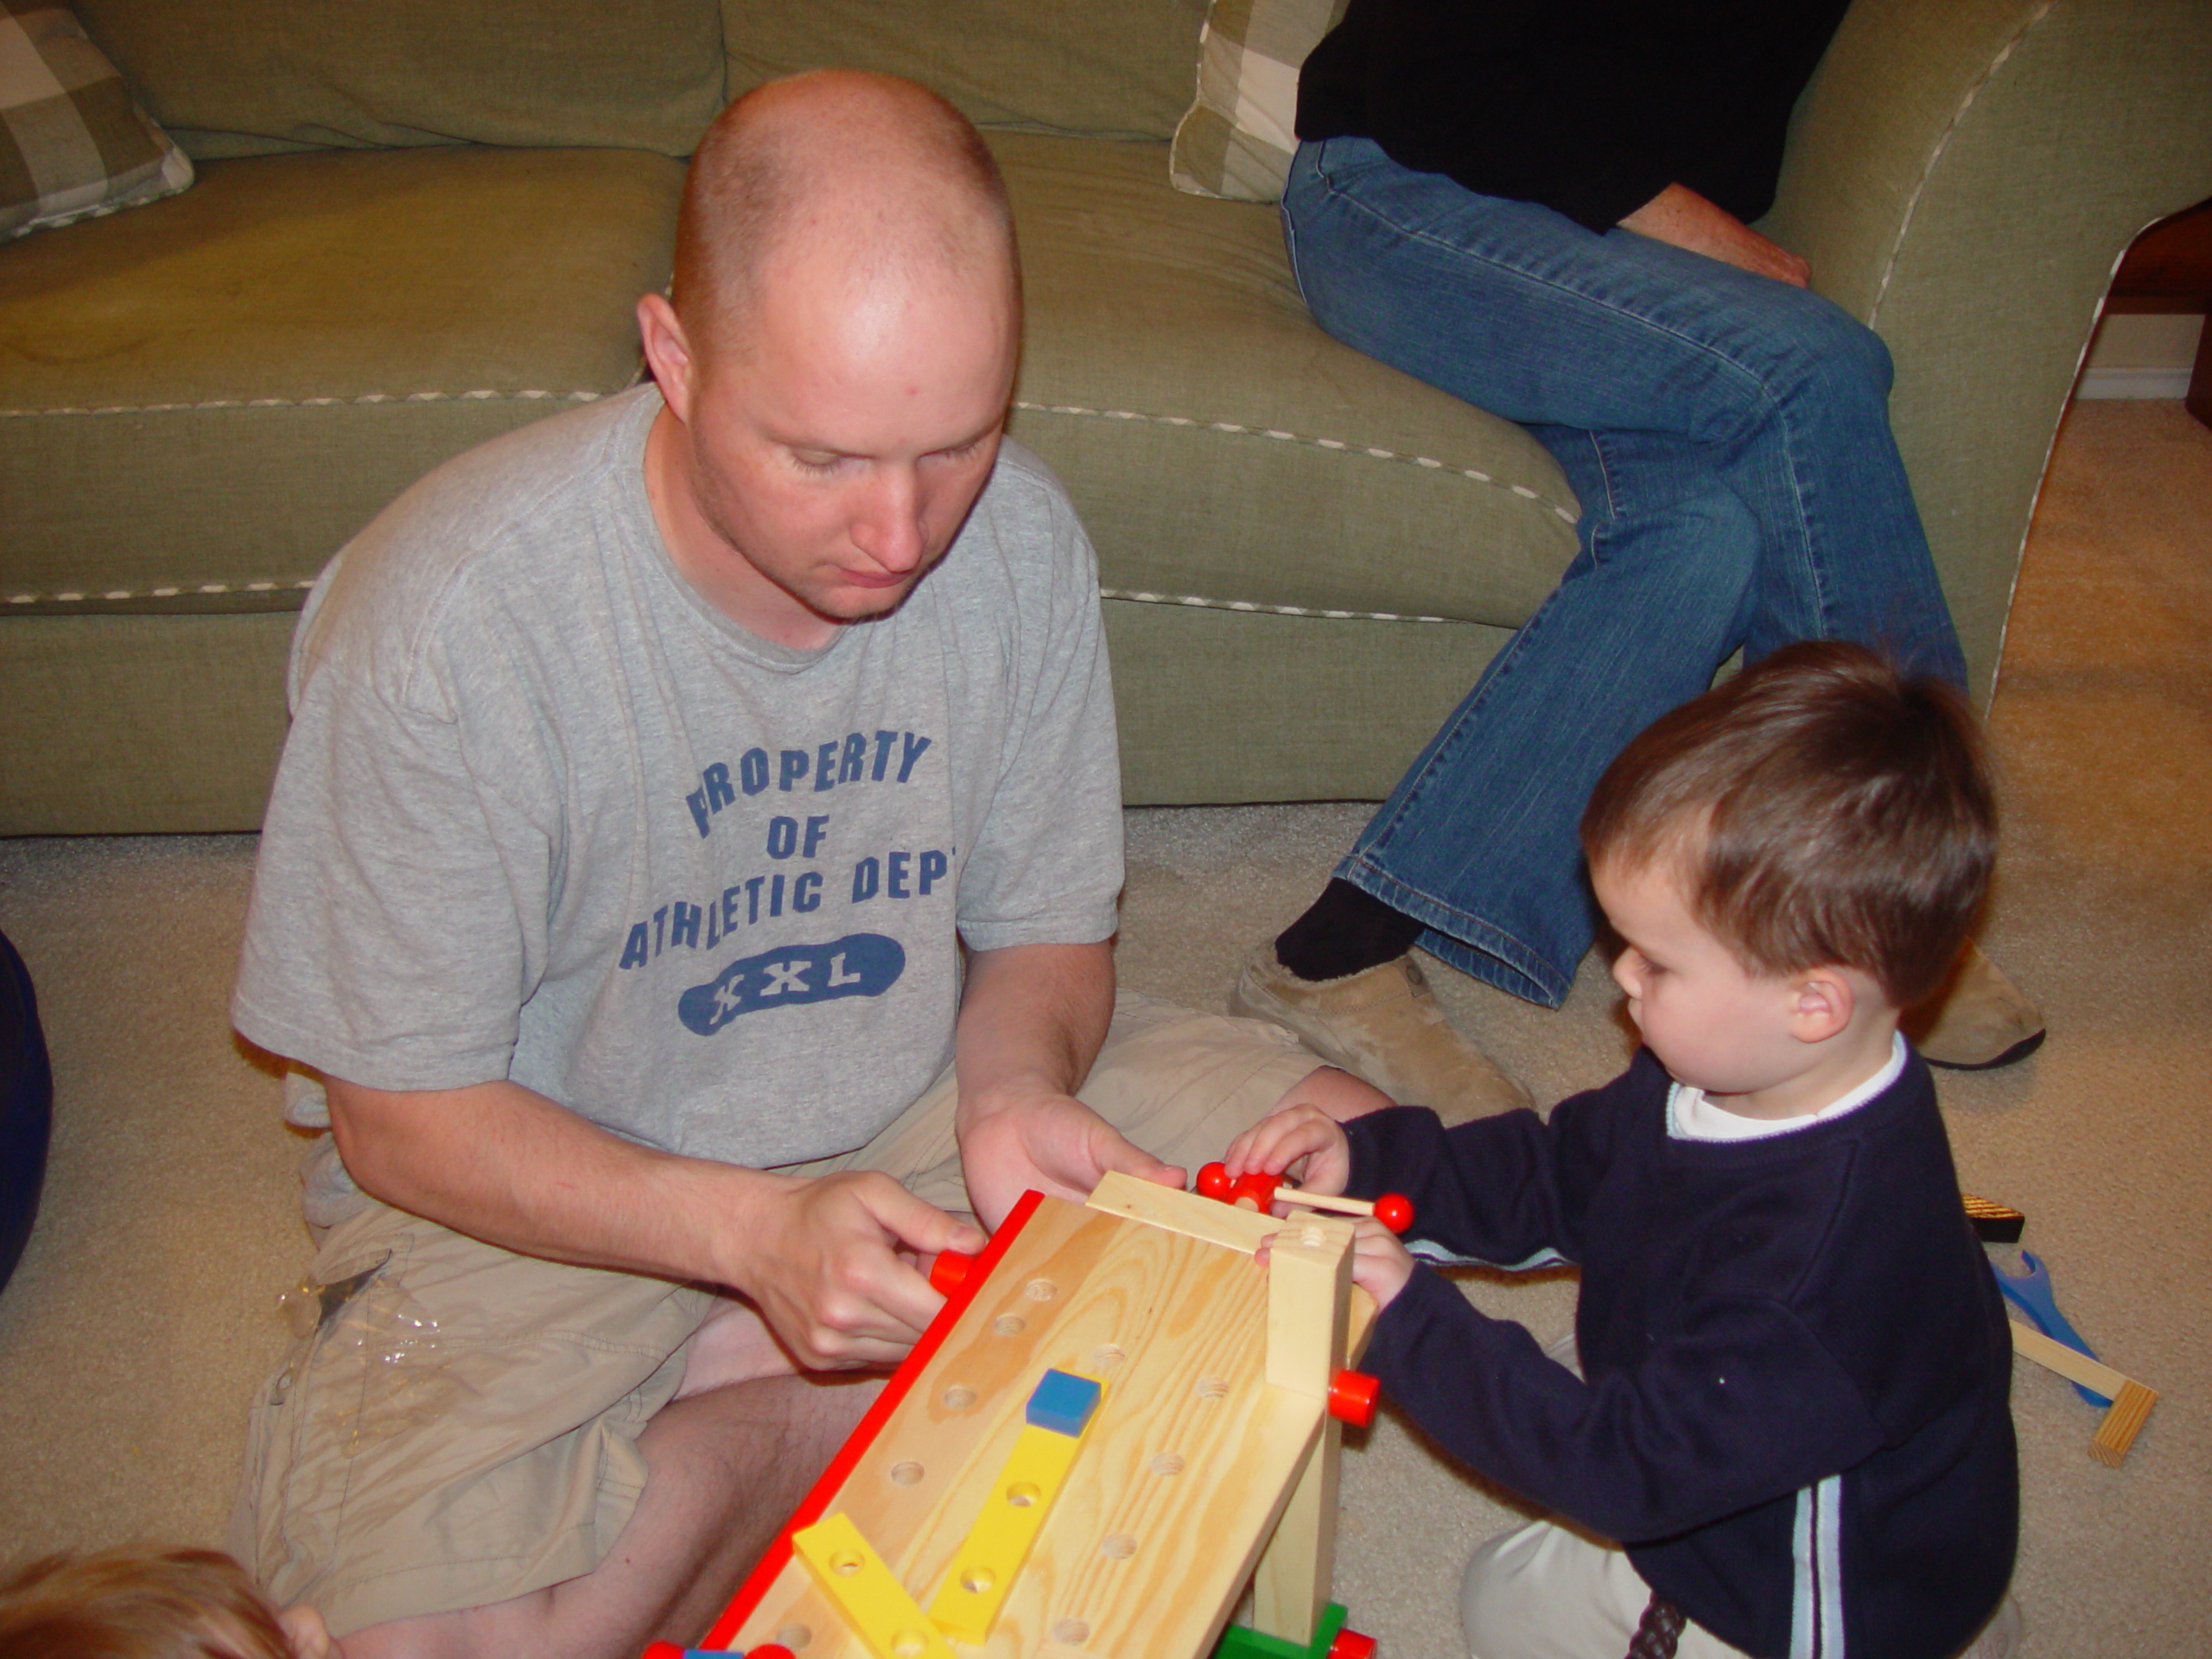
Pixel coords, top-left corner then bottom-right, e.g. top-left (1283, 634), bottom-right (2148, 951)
top-left (0, 1546), bottom-right (292, 1659)
top-left (1580, 641), bottom-right (1996, 1007)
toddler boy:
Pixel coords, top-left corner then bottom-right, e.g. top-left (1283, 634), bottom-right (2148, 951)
top-left (1225, 642), bottom-right (2018, 1659)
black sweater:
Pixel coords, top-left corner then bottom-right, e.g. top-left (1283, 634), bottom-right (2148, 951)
top-left (1296, 0), bottom-right (1853, 231)
top-left (1344, 1048), bottom-right (2017, 1659)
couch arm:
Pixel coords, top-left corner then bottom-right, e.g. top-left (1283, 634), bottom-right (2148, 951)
top-left (1761, 0), bottom-right (2212, 705)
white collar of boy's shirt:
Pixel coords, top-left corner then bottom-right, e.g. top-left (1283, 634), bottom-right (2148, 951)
top-left (1668, 1033), bottom-right (1908, 1143)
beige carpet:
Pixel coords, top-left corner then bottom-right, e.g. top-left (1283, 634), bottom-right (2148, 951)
top-left (2, 400), bottom-right (2207, 1656)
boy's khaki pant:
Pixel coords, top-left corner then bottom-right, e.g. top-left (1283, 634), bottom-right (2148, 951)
top-left (1460, 1328), bottom-right (1752, 1659)
top-left (230, 995), bottom-right (1325, 1637)
top-left (1460, 1521), bottom-right (1752, 1659)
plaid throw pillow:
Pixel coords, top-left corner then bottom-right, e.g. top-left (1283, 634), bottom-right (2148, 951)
top-left (1, 0), bottom-right (191, 239)
top-left (1169, 0), bottom-right (1344, 202)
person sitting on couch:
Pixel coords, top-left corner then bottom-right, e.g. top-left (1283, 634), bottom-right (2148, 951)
top-left (228, 70), bottom-right (1388, 1659)
top-left (1230, 0), bottom-right (2045, 1118)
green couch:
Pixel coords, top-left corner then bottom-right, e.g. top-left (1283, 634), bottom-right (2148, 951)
top-left (3, 0), bottom-right (2208, 834)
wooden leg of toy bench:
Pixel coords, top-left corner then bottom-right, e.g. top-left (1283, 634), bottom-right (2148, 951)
top-left (1250, 1216), bottom-right (1356, 1647)
top-left (1253, 1420), bottom-right (1343, 1648)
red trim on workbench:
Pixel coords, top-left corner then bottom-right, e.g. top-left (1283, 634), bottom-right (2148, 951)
top-left (696, 1189), bottom-right (1049, 1651)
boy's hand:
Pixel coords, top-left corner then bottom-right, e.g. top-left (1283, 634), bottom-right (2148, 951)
top-left (1255, 1213), bottom-right (1414, 1310)
top-left (1349, 1215), bottom-right (1415, 1308)
top-left (1222, 1103), bottom-right (1353, 1196)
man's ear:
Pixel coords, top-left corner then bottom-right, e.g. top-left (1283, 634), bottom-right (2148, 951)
top-left (637, 292), bottom-right (697, 424)
top-left (1788, 969), bottom-right (1856, 1044)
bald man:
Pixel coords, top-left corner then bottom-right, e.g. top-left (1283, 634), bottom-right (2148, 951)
top-left (228, 73), bottom-right (1386, 1658)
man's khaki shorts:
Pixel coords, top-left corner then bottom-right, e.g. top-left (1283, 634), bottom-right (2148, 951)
top-left (231, 994), bottom-right (1325, 1635)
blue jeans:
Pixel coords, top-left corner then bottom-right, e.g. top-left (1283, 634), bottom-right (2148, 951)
top-left (1283, 138), bottom-right (1967, 1007)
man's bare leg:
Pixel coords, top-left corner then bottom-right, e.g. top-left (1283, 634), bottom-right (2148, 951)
top-left (1274, 1063), bottom-right (1396, 1123)
top-left (339, 1361), bottom-right (877, 1659)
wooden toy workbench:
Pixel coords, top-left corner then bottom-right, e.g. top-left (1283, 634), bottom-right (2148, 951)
top-left (665, 1173), bottom-right (1380, 1659)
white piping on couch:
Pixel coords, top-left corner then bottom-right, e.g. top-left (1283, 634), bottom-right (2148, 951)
top-left (7, 580), bottom-right (318, 605)
top-left (1009, 399), bottom-right (1580, 524)
top-left (1865, 0), bottom-right (2057, 327)
top-left (0, 389), bottom-right (607, 417)
top-left (1099, 588), bottom-right (1456, 623)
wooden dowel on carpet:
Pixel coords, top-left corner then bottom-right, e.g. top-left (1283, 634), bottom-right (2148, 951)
top-left (2009, 1320), bottom-right (2159, 1465)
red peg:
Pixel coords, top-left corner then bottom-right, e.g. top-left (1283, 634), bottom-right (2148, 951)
top-left (1230, 1172), bottom-right (1281, 1212)
top-left (1326, 1627), bottom-right (1379, 1659)
top-left (1196, 1160), bottom-right (1234, 1200)
top-left (929, 1249), bottom-right (976, 1295)
top-left (640, 1645), bottom-right (686, 1659)
top-left (1374, 1192), bottom-right (1414, 1234)
top-left (747, 1647), bottom-right (798, 1659)
top-left (1328, 1368), bottom-right (1379, 1426)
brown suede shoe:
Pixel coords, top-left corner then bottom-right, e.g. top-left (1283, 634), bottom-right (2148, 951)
top-left (1906, 942), bottom-right (2046, 1070)
top-left (1229, 944), bottom-right (1532, 1123)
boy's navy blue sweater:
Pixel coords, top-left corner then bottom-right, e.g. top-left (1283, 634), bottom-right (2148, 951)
top-left (1344, 1047), bottom-right (2016, 1659)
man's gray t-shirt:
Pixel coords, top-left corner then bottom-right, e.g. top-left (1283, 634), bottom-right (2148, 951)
top-left (233, 385), bottom-right (1122, 1170)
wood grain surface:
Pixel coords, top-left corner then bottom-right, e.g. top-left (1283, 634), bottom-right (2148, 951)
top-left (728, 1195), bottom-right (1333, 1659)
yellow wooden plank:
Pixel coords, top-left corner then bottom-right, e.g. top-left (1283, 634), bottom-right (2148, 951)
top-left (791, 1511), bottom-right (961, 1659)
top-left (928, 1415), bottom-right (1096, 1643)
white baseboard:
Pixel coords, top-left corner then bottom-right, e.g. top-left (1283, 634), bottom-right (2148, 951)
top-left (2077, 365), bottom-right (2196, 400)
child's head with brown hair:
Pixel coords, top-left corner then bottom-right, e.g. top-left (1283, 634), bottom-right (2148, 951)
top-left (0, 1546), bottom-right (331, 1659)
top-left (1581, 640), bottom-right (1996, 1009)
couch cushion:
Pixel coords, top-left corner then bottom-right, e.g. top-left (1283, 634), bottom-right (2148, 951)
top-left (73, 0), bottom-right (725, 161)
top-left (0, 144), bottom-right (681, 613)
top-left (995, 131), bottom-right (1579, 628)
top-left (723, 0), bottom-right (1209, 141)
top-left (2, 0), bottom-right (193, 237)
top-left (0, 610), bottom-right (298, 832)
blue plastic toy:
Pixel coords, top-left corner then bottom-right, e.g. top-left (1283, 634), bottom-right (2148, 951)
top-left (1992, 1252), bottom-right (2109, 1407)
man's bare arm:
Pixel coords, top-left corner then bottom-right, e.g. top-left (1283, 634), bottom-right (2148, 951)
top-left (951, 939), bottom-right (1181, 1227)
top-left (1618, 182), bottom-right (1810, 288)
top-left (326, 1076), bottom-right (982, 1367)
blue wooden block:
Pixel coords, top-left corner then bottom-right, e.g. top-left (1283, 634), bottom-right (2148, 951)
top-left (1024, 1368), bottom-right (1103, 1437)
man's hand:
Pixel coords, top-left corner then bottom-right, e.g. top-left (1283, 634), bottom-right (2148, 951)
top-left (953, 939), bottom-right (1122, 1227)
top-left (958, 1082), bottom-right (1182, 1227)
top-left (1618, 183), bottom-right (1810, 288)
top-left (325, 1076), bottom-right (983, 1372)
top-left (728, 1170), bottom-right (986, 1370)
top-left (1222, 1103), bottom-right (1354, 1197)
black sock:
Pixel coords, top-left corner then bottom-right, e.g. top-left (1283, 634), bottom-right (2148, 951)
top-left (1273, 878), bottom-right (1424, 982)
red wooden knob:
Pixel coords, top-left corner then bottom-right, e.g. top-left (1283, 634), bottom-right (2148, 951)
top-left (639, 1644), bottom-right (686, 1659)
top-left (1374, 1192), bottom-right (1414, 1234)
top-left (1326, 1627), bottom-right (1379, 1659)
top-left (748, 1647), bottom-right (798, 1659)
top-left (1230, 1172), bottom-right (1281, 1211)
top-left (1195, 1160), bottom-right (1234, 1199)
top-left (929, 1249), bottom-right (976, 1295)
top-left (1329, 1369), bottom-right (1380, 1426)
